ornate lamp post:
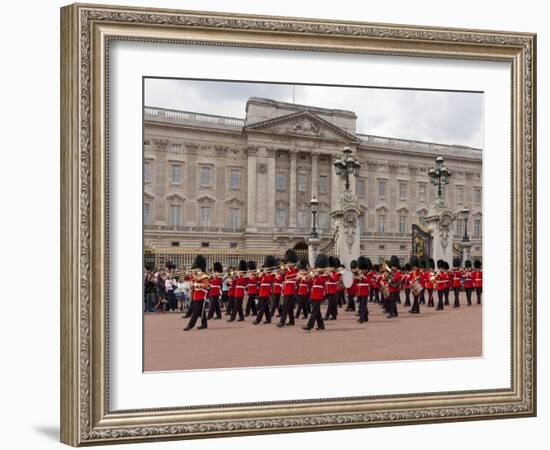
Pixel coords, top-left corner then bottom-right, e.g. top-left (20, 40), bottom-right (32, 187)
top-left (310, 196), bottom-right (319, 238)
top-left (334, 146), bottom-right (361, 192)
top-left (428, 156), bottom-right (451, 207)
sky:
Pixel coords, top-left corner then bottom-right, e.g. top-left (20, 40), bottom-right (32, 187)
top-left (144, 78), bottom-right (483, 149)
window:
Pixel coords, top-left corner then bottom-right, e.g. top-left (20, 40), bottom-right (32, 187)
top-left (378, 180), bottom-right (386, 198)
top-left (171, 143), bottom-right (182, 150)
top-left (456, 219), bottom-right (464, 237)
top-left (275, 208), bottom-right (286, 227)
top-left (356, 179), bottom-right (365, 197)
top-left (170, 164), bottom-right (182, 184)
top-left (418, 183), bottom-right (426, 202)
top-left (230, 242), bottom-right (238, 248)
top-left (144, 203), bottom-right (150, 225)
top-left (276, 173), bottom-right (286, 190)
top-left (399, 182), bottom-right (408, 200)
top-left (456, 186), bottom-right (464, 203)
top-left (379, 245), bottom-right (385, 250)
top-left (144, 162), bottom-right (152, 183)
top-left (474, 219), bottom-right (482, 237)
top-left (474, 188), bottom-right (482, 204)
top-left (400, 245), bottom-right (406, 250)
top-left (360, 215), bottom-right (367, 232)
top-left (201, 242), bottom-right (210, 248)
top-left (297, 210), bottom-right (306, 228)
top-left (169, 205), bottom-right (182, 226)
top-left (200, 166), bottom-right (212, 186)
top-left (171, 241), bottom-right (180, 247)
top-left (230, 169), bottom-right (240, 189)
top-left (298, 173), bottom-right (308, 192)
top-left (229, 207), bottom-right (240, 228)
top-left (199, 206), bottom-right (212, 227)
top-left (319, 175), bottom-right (328, 194)
top-left (318, 212), bottom-right (328, 229)
top-left (399, 215), bottom-right (407, 233)
top-left (378, 214), bottom-right (386, 233)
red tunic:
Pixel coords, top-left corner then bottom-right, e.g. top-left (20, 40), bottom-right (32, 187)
top-left (297, 271), bottom-right (310, 296)
top-left (273, 272), bottom-right (284, 295)
top-left (402, 272), bottom-right (412, 289)
top-left (234, 275), bottom-right (247, 299)
top-left (356, 272), bottom-right (370, 297)
top-left (247, 273), bottom-right (258, 295)
top-left (369, 271), bottom-right (379, 290)
top-left (388, 269), bottom-right (403, 293)
top-left (283, 267), bottom-right (299, 296)
top-left (208, 275), bottom-right (222, 298)
top-left (435, 271), bottom-right (446, 291)
top-left (326, 270), bottom-right (340, 295)
top-left (463, 269), bottom-right (474, 289)
top-left (310, 274), bottom-right (327, 301)
top-left (191, 273), bottom-right (208, 301)
top-left (346, 270), bottom-right (358, 297)
top-left (258, 273), bottom-right (274, 298)
top-left (472, 270), bottom-right (483, 288)
top-left (452, 269), bottom-right (462, 288)
top-left (424, 270), bottom-right (434, 290)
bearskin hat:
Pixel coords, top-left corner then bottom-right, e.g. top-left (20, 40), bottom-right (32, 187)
top-left (213, 261), bottom-right (223, 273)
top-left (404, 263), bottom-right (412, 271)
top-left (373, 264), bottom-right (380, 272)
top-left (428, 258), bottom-right (435, 269)
top-left (350, 260), bottom-right (358, 270)
top-left (420, 259), bottom-right (427, 269)
top-left (328, 255), bottom-right (339, 268)
top-left (474, 260), bottom-right (482, 269)
top-left (299, 258), bottom-right (308, 270)
top-left (453, 257), bottom-right (461, 268)
top-left (390, 255), bottom-right (401, 269)
top-left (247, 260), bottom-right (256, 271)
top-left (284, 249), bottom-right (298, 264)
top-left (444, 261), bottom-right (450, 270)
top-left (357, 256), bottom-right (370, 271)
top-left (238, 259), bottom-right (247, 271)
top-left (314, 253), bottom-right (329, 269)
top-left (437, 259), bottom-right (444, 269)
top-left (465, 260), bottom-right (472, 268)
top-left (410, 256), bottom-right (420, 269)
top-left (263, 255), bottom-right (277, 269)
top-left (192, 255), bottom-right (207, 272)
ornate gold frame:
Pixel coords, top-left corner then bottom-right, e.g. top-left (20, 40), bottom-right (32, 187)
top-left (60, 3), bottom-right (536, 446)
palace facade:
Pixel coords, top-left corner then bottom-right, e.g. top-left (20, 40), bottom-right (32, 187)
top-left (144, 97), bottom-right (483, 263)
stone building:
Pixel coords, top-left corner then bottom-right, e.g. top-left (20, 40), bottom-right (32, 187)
top-left (144, 97), bottom-right (483, 263)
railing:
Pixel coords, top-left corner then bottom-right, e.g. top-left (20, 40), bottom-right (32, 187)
top-left (144, 107), bottom-right (245, 128)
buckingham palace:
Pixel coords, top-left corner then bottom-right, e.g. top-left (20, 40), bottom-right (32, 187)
top-left (143, 97), bottom-right (482, 262)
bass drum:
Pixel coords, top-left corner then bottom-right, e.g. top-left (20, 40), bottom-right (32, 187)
top-left (342, 269), bottom-right (354, 288)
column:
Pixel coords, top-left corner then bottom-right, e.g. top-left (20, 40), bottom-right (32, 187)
top-left (246, 146), bottom-right (257, 231)
top-left (330, 155), bottom-right (340, 228)
top-left (311, 152), bottom-right (319, 198)
top-left (266, 148), bottom-right (276, 227)
top-left (289, 151), bottom-right (297, 228)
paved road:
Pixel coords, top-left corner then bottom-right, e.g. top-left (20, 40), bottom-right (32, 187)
top-left (144, 296), bottom-right (482, 372)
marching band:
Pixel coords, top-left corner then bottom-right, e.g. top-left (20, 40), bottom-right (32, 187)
top-left (144, 250), bottom-right (483, 332)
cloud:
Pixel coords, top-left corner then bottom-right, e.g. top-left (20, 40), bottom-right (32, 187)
top-left (145, 78), bottom-right (483, 148)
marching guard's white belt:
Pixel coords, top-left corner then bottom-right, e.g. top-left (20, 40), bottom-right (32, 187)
top-left (357, 283), bottom-right (369, 287)
top-left (260, 283), bottom-right (272, 287)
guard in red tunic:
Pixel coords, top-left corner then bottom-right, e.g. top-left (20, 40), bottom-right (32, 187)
top-left (425, 258), bottom-right (436, 307)
top-left (244, 260), bottom-right (258, 317)
top-left (337, 261), bottom-right (346, 307)
top-left (452, 257), bottom-right (462, 308)
top-left (418, 260), bottom-right (427, 305)
top-left (270, 263), bottom-right (284, 317)
top-left (473, 260), bottom-right (483, 304)
top-left (303, 253), bottom-right (329, 331)
top-left (207, 262), bottom-right (223, 320)
top-left (294, 258), bottom-right (311, 319)
top-left (278, 249), bottom-right (299, 327)
top-left (225, 268), bottom-right (236, 316)
top-left (356, 256), bottom-right (372, 323)
top-left (463, 260), bottom-right (474, 305)
top-left (227, 260), bottom-right (247, 322)
top-left (184, 255), bottom-right (209, 331)
top-left (386, 256), bottom-right (403, 318)
top-left (442, 261), bottom-right (451, 305)
top-left (345, 260), bottom-right (358, 312)
top-left (402, 263), bottom-right (412, 307)
top-left (324, 256), bottom-right (341, 321)
top-left (408, 256), bottom-right (423, 314)
top-left (254, 255), bottom-right (276, 325)
top-left (435, 259), bottom-right (446, 311)
top-left (369, 264), bottom-right (380, 303)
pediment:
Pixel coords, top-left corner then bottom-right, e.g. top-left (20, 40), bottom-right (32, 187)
top-left (245, 111), bottom-right (359, 143)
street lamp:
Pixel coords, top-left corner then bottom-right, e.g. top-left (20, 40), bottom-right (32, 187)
top-left (310, 196), bottom-right (319, 238)
top-left (461, 206), bottom-right (470, 242)
top-left (428, 156), bottom-right (451, 207)
top-left (334, 146), bottom-right (361, 191)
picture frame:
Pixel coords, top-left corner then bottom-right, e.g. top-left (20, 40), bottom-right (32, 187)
top-left (60, 3), bottom-right (536, 446)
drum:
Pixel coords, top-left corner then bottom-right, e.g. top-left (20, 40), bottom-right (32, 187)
top-left (411, 281), bottom-right (423, 297)
top-left (342, 269), bottom-right (354, 288)
top-left (380, 285), bottom-right (390, 300)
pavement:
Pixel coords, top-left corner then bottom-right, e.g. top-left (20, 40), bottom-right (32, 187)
top-left (144, 294), bottom-right (482, 372)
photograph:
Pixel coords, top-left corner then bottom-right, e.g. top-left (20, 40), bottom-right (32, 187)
top-left (142, 78), bottom-right (484, 372)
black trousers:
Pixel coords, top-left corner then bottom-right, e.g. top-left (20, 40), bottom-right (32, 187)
top-left (358, 296), bottom-right (369, 322)
top-left (410, 293), bottom-right (421, 313)
top-left (226, 296), bottom-right (235, 315)
top-left (245, 294), bottom-right (257, 316)
top-left (255, 297), bottom-right (272, 323)
top-left (427, 288), bottom-right (434, 307)
top-left (465, 288), bottom-right (473, 305)
top-left (305, 301), bottom-right (325, 330)
top-left (404, 288), bottom-right (411, 307)
top-left (279, 295), bottom-right (295, 325)
top-left (295, 295), bottom-right (310, 318)
top-left (419, 287), bottom-right (426, 304)
top-left (475, 287), bottom-right (482, 304)
top-left (444, 288), bottom-right (450, 305)
top-left (229, 297), bottom-right (244, 320)
top-left (207, 295), bottom-right (221, 319)
top-left (387, 291), bottom-right (399, 317)
top-left (346, 295), bottom-right (356, 311)
top-left (221, 291), bottom-right (228, 309)
top-left (453, 287), bottom-right (461, 307)
top-left (436, 290), bottom-right (444, 310)
top-left (270, 294), bottom-right (282, 316)
top-left (337, 290), bottom-right (344, 307)
top-left (324, 293), bottom-right (338, 320)
top-left (186, 300), bottom-right (207, 329)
